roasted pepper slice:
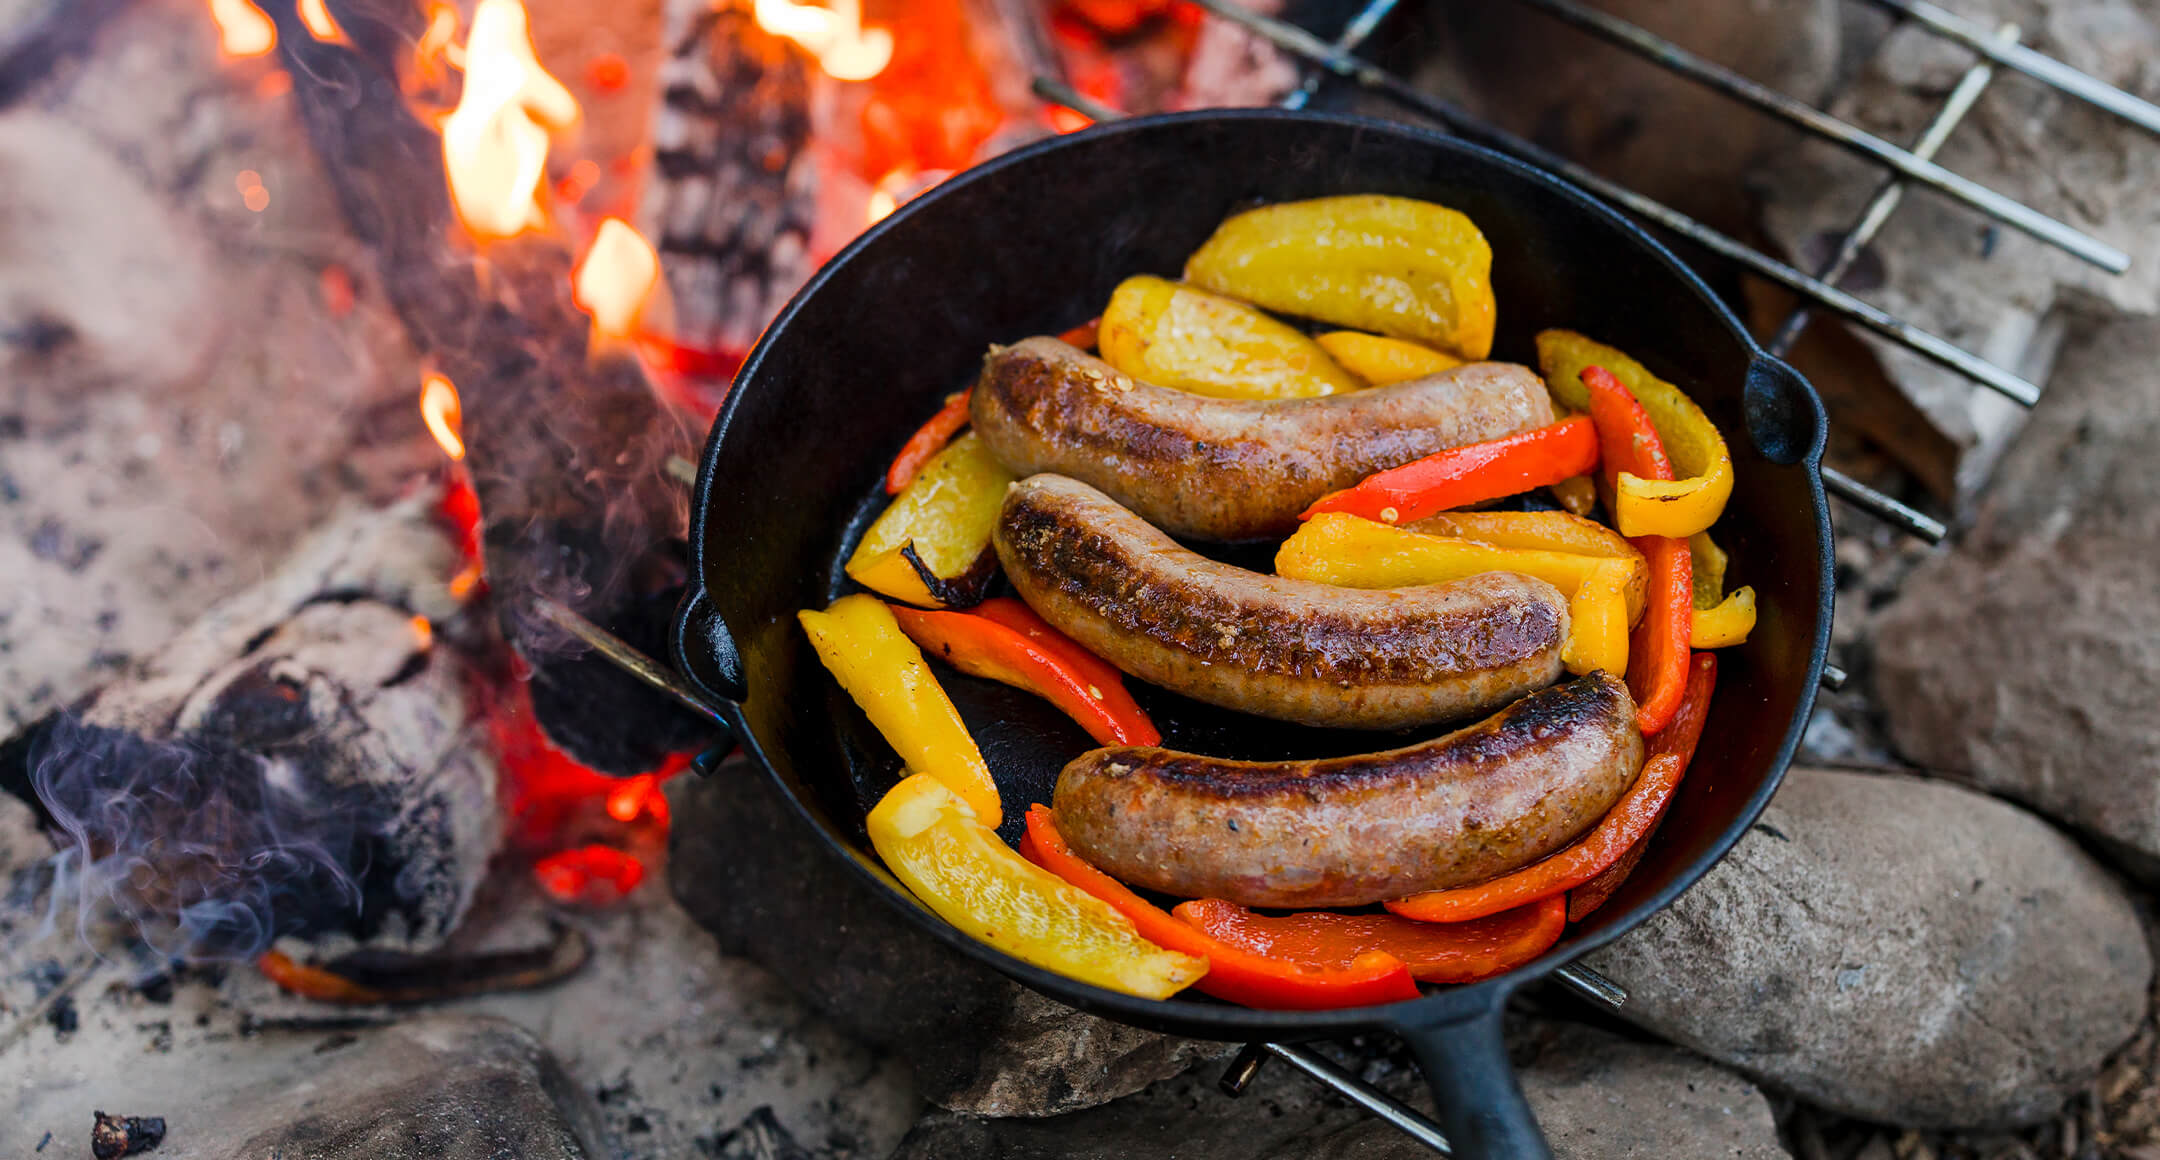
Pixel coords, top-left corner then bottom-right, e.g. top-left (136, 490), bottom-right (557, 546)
top-left (884, 389), bottom-right (973, 495)
top-left (1298, 415), bottom-right (1600, 525)
top-left (845, 431), bottom-right (1015, 609)
top-left (1315, 330), bottom-right (1464, 385)
top-left (869, 775), bottom-right (1204, 999)
top-left (1569, 653), bottom-right (1718, 921)
top-left (1185, 195), bottom-right (1498, 360)
top-left (1024, 807), bottom-right (1420, 1009)
top-left (1562, 558), bottom-right (1633, 678)
top-left (1098, 275), bottom-right (1361, 400)
top-left (1175, 895), bottom-right (1566, 985)
top-left (1686, 531), bottom-right (1755, 648)
top-left (798, 595), bottom-right (1001, 828)
top-left (1583, 366), bottom-right (1693, 735)
top-left (1550, 474), bottom-right (1599, 517)
top-left (1537, 330), bottom-right (1733, 538)
top-left (889, 601), bottom-right (1160, 747)
top-left (1277, 513), bottom-right (1647, 625)
top-left (1388, 655), bottom-right (1715, 925)
top-left (1406, 510), bottom-right (1640, 563)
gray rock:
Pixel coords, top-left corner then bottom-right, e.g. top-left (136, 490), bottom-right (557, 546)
top-left (1876, 313), bottom-right (2160, 876)
top-left (892, 1023), bottom-right (1787, 1159)
top-left (1587, 768), bottom-right (2150, 1128)
top-left (666, 759), bottom-right (1231, 1118)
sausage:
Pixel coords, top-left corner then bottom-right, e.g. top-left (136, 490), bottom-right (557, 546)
top-left (1053, 672), bottom-right (1644, 908)
top-left (971, 336), bottom-right (1557, 541)
top-left (995, 474), bottom-right (1567, 731)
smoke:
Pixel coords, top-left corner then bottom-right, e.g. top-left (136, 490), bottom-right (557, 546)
top-left (23, 714), bottom-right (398, 961)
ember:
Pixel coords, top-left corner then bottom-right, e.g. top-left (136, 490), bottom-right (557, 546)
top-left (89, 1112), bottom-right (165, 1160)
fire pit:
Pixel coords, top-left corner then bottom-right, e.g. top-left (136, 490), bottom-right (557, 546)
top-left (3, 0), bottom-right (2158, 1157)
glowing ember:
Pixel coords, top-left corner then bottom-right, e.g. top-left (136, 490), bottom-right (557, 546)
top-left (235, 169), bottom-right (270, 213)
top-left (420, 373), bottom-right (466, 460)
top-left (866, 187), bottom-right (897, 225)
top-left (297, 0), bottom-right (343, 42)
top-left (572, 218), bottom-right (661, 339)
top-left (604, 774), bottom-right (669, 825)
top-left (206, 0), bottom-right (275, 58)
top-left (535, 844), bottom-right (645, 904)
top-left (754, 0), bottom-right (893, 82)
top-left (410, 616), bottom-right (435, 650)
top-left (441, 0), bottom-right (580, 240)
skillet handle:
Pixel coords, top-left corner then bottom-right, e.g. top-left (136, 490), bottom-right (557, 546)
top-left (1396, 1004), bottom-right (1552, 1160)
top-left (1742, 355), bottom-right (1828, 467)
top-left (672, 586), bottom-right (749, 708)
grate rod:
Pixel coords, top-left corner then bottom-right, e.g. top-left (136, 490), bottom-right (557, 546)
top-left (1265, 1043), bottom-right (1453, 1154)
top-left (1864, 0), bottom-right (2160, 138)
top-left (1508, 0), bottom-right (2128, 274)
top-left (1174, 0), bottom-right (2043, 407)
top-left (1280, 0), bottom-right (1403, 110)
top-left (1031, 75), bottom-right (1123, 125)
top-left (1822, 465), bottom-right (1948, 543)
top-left (1768, 23), bottom-right (2015, 357)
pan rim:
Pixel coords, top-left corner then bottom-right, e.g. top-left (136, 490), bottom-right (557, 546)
top-left (687, 107), bottom-right (1835, 1036)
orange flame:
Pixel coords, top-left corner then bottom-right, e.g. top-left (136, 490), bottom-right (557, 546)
top-left (410, 616), bottom-right (435, 650)
top-left (298, 0), bottom-right (344, 42)
top-left (571, 218), bottom-right (660, 339)
top-left (420, 373), bottom-right (465, 460)
top-left (207, 0), bottom-right (276, 58)
top-left (754, 0), bottom-right (893, 81)
top-left (441, 0), bottom-right (579, 240)
top-left (413, 2), bottom-right (465, 88)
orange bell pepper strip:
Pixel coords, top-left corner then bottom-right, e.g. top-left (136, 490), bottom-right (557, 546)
top-left (884, 389), bottom-right (974, 495)
top-left (889, 602), bottom-right (1160, 747)
top-left (1568, 652), bottom-right (1718, 921)
top-left (1058, 317), bottom-right (1101, 351)
top-left (1024, 806), bottom-right (1421, 1010)
top-left (1387, 653), bottom-right (1717, 924)
top-left (1584, 365), bottom-right (1692, 735)
top-left (1174, 895), bottom-right (1567, 985)
top-left (1298, 415), bottom-right (1600, 525)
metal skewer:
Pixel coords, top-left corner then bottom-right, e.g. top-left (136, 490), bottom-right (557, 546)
top-left (531, 597), bottom-right (729, 723)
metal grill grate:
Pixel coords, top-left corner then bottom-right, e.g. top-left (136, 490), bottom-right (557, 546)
top-left (1032, 0), bottom-right (2160, 546)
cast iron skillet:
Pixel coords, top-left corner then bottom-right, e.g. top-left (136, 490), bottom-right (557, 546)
top-left (672, 110), bottom-right (1833, 1159)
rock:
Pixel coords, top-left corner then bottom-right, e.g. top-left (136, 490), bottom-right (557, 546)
top-left (892, 1023), bottom-right (1787, 1159)
top-left (1876, 313), bottom-right (2160, 875)
top-left (667, 758), bottom-right (1232, 1117)
top-left (1586, 768), bottom-right (2150, 1128)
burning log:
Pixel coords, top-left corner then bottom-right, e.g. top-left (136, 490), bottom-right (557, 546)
top-left (88, 1112), bottom-right (165, 1160)
top-left (0, 491), bottom-right (501, 960)
top-left (263, 0), bottom-right (712, 774)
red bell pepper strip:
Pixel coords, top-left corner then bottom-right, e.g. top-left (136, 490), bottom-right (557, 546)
top-left (1174, 895), bottom-right (1567, 985)
top-left (1569, 652), bottom-right (1718, 921)
top-left (889, 602), bottom-right (1160, 746)
top-left (884, 389), bottom-right (974, 495)
top-left (1059, 317), bottom-right (1101, 351)
top-left (1024, 806), bottom-right (1421, 1009)
top-left (1386, 653), bottom-right (1717, 924)
top-left (1299, 415), bottom-right (1600, 525)
top-left (971, 598), bottom-right (1132, 705)
top-left (1583, 365), bottom-right (1691, 734)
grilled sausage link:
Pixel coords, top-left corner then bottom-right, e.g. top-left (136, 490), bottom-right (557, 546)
top-left (971, 336), bottom-right (1557, 541)
top-left (1054, 672), bottom-right (1644, 908)
top-left (996, 474), bottom-right (1568, 730)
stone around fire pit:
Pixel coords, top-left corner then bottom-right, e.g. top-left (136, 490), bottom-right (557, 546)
top-left (1586, 767), bottom-right (2150, 1128)
top-left (1875, 311), bottom-right (2160, 880)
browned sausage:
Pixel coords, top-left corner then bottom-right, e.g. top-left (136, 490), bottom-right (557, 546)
top-left (1053, 672), bottom-right (1644, 908)
top-left (970, 336), bottom-right (1557, 541)
top-left (996, 474), bottom-right (1568, 731)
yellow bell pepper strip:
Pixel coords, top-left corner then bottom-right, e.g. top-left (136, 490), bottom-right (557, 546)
top-left (868, 775), bottom-right (1204, 999)
top-left (1561, 558), bottom-right (1633, 678)
top-left (884, 389), bottom-right (973, 495)
top-left (1184, 194), bottom-right (1498, 360)
top-left (1536, 329), bottom-right (1734, 538)
top-left (1581, 366), bottom-right (1692, 734)
top-left (1689, 530), bottom-right (1728, 608)
top-left (845, 431), bottom-right (1015, 609)
top-left (1568, 653), bottom-right (1718, 921)
top-left (1314, 330), bottom-right (1464, 385)
top-left (1550, 475), bottom-right (1599, 517)
top-left (1405, 510), bottom-right (1640, 563)
top-left (798, 595), bottom-right (1002, 828)
top-left (1023, 807), bottom-right (1421, 1009)
top-left (1277, 513), bottom-right (1647, 625)
top-left (1390, 653), bottom-right (1716, 925)
top-left (1176, 894), bottom-right (1567, 985)
top-left (1098, 275), bottom-right (1361, 400)
top-left (1297, 415), bottom-right (1600, 526)
top-left (1685, 531), bottom-right (1755, 648)
top-left (888, 601), bottom-right (1161, 747)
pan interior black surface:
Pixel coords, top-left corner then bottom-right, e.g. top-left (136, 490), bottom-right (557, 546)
top-left (680, 112), bottom-right (1830, 1045)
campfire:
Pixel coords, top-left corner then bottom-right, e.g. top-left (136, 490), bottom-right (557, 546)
top-left (4, 0), bottom-right (2160, 1157)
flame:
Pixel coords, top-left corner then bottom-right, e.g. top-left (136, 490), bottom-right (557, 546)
top-left (754, 0), bottom-right (893, 81)
top-left (297, 0), bottom-right (343, 42)
top-left (572, 218), bottom-right (660, 339)
top-left (410, 616), bottom-right (435, 650)
top-left (441, 0), bottom-right (580, 240)
top-left (420, 373), bottom-right (465, 460)
top-left (414, 2), bottom-right (465, 88)
top-left (207, 0), bottom-right (275, 58)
